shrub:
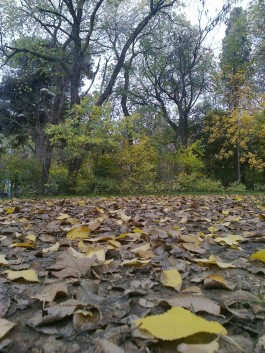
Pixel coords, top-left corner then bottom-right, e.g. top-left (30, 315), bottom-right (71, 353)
top-left (226, 182), bottom-right (247, 193)
top-left (177, 173), bottom-right (225, 192)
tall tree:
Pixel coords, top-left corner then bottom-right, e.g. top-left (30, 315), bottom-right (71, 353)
top-left (0, 0), bottom-right (177, 190)
top-left (220, 7), bottom-right (251, 109)
top-left (248, 0), bottom-right (265, 91)
top-left (219, 7), bottom-right (252, 183)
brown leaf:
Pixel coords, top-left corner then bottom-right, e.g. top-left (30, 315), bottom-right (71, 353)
top-left (49, 248), bottom-right (95, 279)
top-left (31, 281), bottom-right (68, 302)
top-left (159, 293), bottom-right (220, 315)
top-left (94, 339), bottom-right (125, 353)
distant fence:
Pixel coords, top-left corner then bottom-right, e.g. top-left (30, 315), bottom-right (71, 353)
top-left (0, 179), bottom-right (11, 198)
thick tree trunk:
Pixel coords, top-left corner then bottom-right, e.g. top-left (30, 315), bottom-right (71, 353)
top-left (35, 130), bottom-right (53, 193)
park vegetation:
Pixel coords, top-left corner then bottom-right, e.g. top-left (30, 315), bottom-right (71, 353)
top-left (0, 0), bottom-right (264, 196)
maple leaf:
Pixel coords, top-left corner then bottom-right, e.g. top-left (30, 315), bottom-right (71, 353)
top-left (49, 248), bottom-right (96, 279)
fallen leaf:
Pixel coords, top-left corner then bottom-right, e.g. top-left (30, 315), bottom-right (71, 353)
top-left (177, 340), bottom-right (219, 353)
top-left (192, 255), bottom-right (235, 268)
top-left (134, 307), bottom-right (227, 340)
top-left (94, 339), bottom-right (125, 353)
top-left (215, 234), bottom-right (244, 246)
top-left (3, 269), bottom-right (39, 282)
top-left (160, 294), bottom-right (220, 315)
top-left (66, 226), bottom-right (91, 240)
top-left (42, 242), bottom-right (60, 254)
top-left (204, 274), bottom-right (236, 290)
top-left (28, 299), bottom-right (78, 326)
top-left (0, 319), bottom-right (16, 339)
top-left (86, 246), bottom-right (105, 264)
top-left (181, 243), bottom-right (206, 254)
top-left (161, 269), bottom-right (182, 291)
top-left (10, 242), bottom-right (35, 248)
top-left (32, 281), bottom-right (68, 302)
top-left (56, 213), bottom-right (70, 220)
top-left (0, 255), bottom-right (9, 266)
top-left (250, 250), bottom-right (265, 262)
top-left (120, 259), bottom-right (150, 266)
top-left (49, 248), bottom-right (96, 279)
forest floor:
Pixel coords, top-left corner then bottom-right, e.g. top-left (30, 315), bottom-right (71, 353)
top-left (0, 194), bottom-right (265, 353)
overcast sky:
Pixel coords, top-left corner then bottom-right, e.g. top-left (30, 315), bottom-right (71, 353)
top-left (184, 0), bottom-right (250, 56)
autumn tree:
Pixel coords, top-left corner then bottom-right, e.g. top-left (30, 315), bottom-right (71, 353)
top-left (0, 0), bottom-right (177, 192)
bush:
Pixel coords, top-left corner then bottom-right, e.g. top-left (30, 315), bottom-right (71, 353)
top-left (0, 151), bottom-right (41, 196)
top-left (46, 164), bottom-right (69, 195)
top-left (93, 177), bottom-right (121, 195)
top-left (226, 182), bottom-right (247, 193)
top-left (177, 173), bottom-right (225, 192)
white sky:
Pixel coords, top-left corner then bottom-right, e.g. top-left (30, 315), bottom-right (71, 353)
top-left (184, 0), bottom-right (250, 56)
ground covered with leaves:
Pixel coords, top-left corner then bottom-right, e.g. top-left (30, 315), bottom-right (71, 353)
top-left (0, 195), bottom-right (265, 353)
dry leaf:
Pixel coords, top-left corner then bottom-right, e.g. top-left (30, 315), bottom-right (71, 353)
top-left (42, 242), bottom-right (60, 254)
top-left (95, 339), bottom-right (125, 353)
top-left (0, 255), bottom-right (9, 266)
top-left (192, 255), bottom-right (235, 268)
top-left (0, 319), bottom-right (16, 339)
top-left (32, 281), bottom-right (68, 302)
top-left (250, 250), bottom-right (265, 262)
top-left (160, 294), bottom-right (220, 315)
top-left (49, 249), bottom-right (95, 279)
top-left (161, 269), bottom-right (182, 291)
top-left (66, 226), bottom-right (91, 240)
top-left (177, 340), bottom-right (219, 353)
top-left (204, 273), bottom-right (236, 290)
top-left (215, 234), bottom-right (244, 246)
top-left (3, 269), bottom-right (39, 282)
top-left (135, 307), bottom-right (227, 340)
top-left (120, 259), bottom-right (150, 266)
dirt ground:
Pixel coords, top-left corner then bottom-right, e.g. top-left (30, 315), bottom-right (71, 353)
top-left (0, 195), bottom-right (265, 353)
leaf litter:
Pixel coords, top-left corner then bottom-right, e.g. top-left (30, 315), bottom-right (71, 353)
top-left (0, 194), bottom-right (265, 352)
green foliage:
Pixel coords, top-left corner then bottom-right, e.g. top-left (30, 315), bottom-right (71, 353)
top-left (118, 137), bottom-right (158, 193)
top-left (47, 96), bottom-right (117, 161)
top-left (0, 151), bottom-right (41, 196)
top-left (176, 173), bottom-right (225, 193)
top-left (45, 163), bottom-right (69, 195)
top-left (226, 182), bottom-right (247, 192)
top-left (175, 141), bottom-right (205, 174)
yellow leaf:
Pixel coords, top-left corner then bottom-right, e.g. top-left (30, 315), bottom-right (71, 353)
top-left (192, 255), bottom-right (235, 268)
top-left (66, 226), bottom-right (91, 240)
top-left (121, 259), bottom-right (150, 266)
top-left (86, 247), bottom-right (105, 263)
top-left (135, 307), bottom-right (226, 340)
top-left (133, 228), bottom-right (143, 234)
top-left (0, 254), bottom-right (9, 266)
top-left (215, 234), bottom-right (244, 246)
top-left (120, 212), bottom-right (131, 222)
top-left (222, 210), bottom-right (230, 215)
top-left (6, 207), bottom-right (15, 214)
top-left (208, 226), bottom-right (218, 234)
top-left (161, 269), bottom-right (182, 291)
top-left (56, 213), bottom-right (70, 220)
top-left (0, 319), bottom-right (16, 339)
top-left (10, 242), bottom-right (35, 248)
top-left (108, 239), bottom-right (121, 248)
top-left (250, 250), bottom-right (265, 262)
top-left (25, 234), bottom-right (36, 243)
top-left (115, 233), bottom-right (128, 240)
top-left (130, 243), bottom-right (151, 253)
top-left (42, 242), bottom-right (60, 254)
top-left (4, 269), bottom-right (39, 282)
